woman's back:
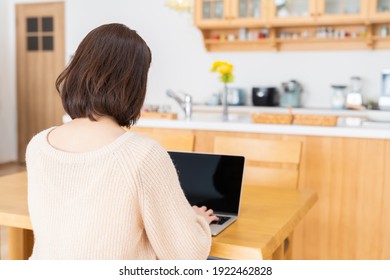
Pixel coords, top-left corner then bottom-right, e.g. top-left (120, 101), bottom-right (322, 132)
top-left (26, 23), bottom-right (215, 260)
top-left (26, 124), bottom-right (211, 259)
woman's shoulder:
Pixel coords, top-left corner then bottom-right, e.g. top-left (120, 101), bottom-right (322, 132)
top-left (27, 127), bottom-right (57, 148)
top-left (113, 131), bottom-right (173, 180)
top-left (25, 127), bottom-right (57, 161)
top-left (120, 131), bottom-right (167, 158)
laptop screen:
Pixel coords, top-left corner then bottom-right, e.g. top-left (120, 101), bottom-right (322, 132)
top-left (168, 151), bottom-right (245, 215)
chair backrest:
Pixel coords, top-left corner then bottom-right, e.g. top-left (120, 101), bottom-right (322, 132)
top-left (147, 132), bottom-right (195, 152)
top-left (214, 137), bottom-right (302, 189)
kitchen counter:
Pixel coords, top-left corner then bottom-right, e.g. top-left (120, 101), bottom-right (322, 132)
top-left (136, 111), bottom-right (390, 140)
top-left (64, 106), bottom-right (390, 139)
top-left (132, 109), bottom-right (390, 260)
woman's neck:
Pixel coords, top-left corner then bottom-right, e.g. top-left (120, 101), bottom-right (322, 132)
top-left (47, 115), bottom-right (126, 153)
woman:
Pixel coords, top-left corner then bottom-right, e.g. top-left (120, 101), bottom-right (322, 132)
top-left (26, 23), bottom-right (217, 260)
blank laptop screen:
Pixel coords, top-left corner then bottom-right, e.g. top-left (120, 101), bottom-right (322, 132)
top-left (168, 152), bottom-right (244, 215)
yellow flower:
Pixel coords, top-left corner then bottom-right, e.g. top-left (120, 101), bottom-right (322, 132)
top-left (218, 64), bottom-right (233, 75)
top-left (211, 60), bottom-right (234, 84)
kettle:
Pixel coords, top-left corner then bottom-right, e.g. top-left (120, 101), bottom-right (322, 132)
top-left (280, 80), bottom-right (303, 108)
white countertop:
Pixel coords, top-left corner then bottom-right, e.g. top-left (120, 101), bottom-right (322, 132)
top-left (136, 106), bottom-right (390, 139)
top-left (63, 106), bottom-right (390, 139)
top-left (193, 105), bottom-right (370, 116)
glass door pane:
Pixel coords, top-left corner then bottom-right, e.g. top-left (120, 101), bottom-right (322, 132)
top-left (344, 0), bottom-right (360, 14)
top-left (202, 0), bottom-right (224, 19)
top-left (238, 0), bottom-right (261, 18)
top-left (203, 1), bottom-right (212, 18)
top-left (325, 0), bottom-right (339, 14)
top-left (292, 0), bottom-right (309, 16)
top-left (325, 0), bottom-right (360, 15)
top-left (214, 0), bottom-right (224, 18)
top-left (377, 0), bottom-right (390, 13)
top-left (275, 0), bottom-right (309, 18)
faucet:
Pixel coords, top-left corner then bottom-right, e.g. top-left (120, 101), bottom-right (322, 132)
top-left (166, 89), bottom-right (192, 121)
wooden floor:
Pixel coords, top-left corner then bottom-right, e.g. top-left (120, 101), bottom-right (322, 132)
top-left (0, 162), bottom-right (26, 260)
top-left (0, 162), bottom-right (26, 177)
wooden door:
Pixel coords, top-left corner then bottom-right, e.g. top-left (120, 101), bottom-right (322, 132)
top-left (16, 2), bottom-right (65, 162)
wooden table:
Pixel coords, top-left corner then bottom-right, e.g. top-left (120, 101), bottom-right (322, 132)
top-left (0, 171), bottom-right (317, 260)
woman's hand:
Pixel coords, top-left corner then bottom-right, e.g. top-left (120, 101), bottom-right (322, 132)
top-left (192, 205), bottom-right (219, 224)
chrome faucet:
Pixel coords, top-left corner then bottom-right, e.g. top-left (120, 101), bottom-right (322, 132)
top-left (166, 89), bottom-right (192, 121)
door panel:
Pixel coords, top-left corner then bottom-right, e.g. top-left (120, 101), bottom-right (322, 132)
top-left (16, 2), bottom-right (65, 162)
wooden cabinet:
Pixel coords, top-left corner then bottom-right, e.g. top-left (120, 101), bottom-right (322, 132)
top-left (194, 0), bottom-right (390, 51)
top-left (368, 0), bottom-right (390, 50)
top-left (195, 0), bottom-right (268, 28)
top-left (315, 0), bottom-right (367, 24)
top-left (195, 0), bottom-right (229, 28)
top-left (268, 0), bottom-right (316, 25)
top-left (369, 0), bottom-right (390, 22)
top-left (196, 0), bottom-right (272, 51)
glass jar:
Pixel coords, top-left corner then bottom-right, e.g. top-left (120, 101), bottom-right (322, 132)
top-left (331, 85), bottom-right (347, 109)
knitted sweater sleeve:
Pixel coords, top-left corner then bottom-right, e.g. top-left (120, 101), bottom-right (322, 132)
top-left (138, 144), bottom-right (212, 260)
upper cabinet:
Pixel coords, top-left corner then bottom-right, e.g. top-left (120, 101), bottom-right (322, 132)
top-left (268, 0), bottom-right (316, 25)
top-left (369, 0), bottom-right (390, 22)
top-left (195, 0), bottom-right (268, 28)
top-left (315, 0), bottom-right (367, 23)
top-left (268, 0), bottom-right (367, 25)
top-left (193, 0), bottom-right (390, 51)
top-left (194, 0), bottom-right (228, 28)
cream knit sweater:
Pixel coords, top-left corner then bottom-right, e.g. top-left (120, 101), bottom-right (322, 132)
top-left (26, 127), bottom-right (211, 260)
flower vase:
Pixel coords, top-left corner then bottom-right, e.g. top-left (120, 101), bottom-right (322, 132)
top-left (222, 84), bottom-right (229, 121)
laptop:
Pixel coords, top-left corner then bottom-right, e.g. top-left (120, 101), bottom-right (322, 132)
top-left (168, 151), bottom-right (245, 236)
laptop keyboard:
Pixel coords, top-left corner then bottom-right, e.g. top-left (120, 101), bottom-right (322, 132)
top-left (211, 216), bottom-right (230, 225)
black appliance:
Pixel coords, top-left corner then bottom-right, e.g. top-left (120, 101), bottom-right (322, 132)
top-left (252, 87), bottom-right (279, 106)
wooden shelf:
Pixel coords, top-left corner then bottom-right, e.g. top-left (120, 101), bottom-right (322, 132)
top-left (204, 39), bottom-right (272, 45)
top-left (204, 39), bottom-right (274, 52)
top-left (195, 0), bottom-right (390, 52)
top-left (203, 36), bottom-right (375, 52)
top-left (373, 35), bottom-right (390, 41)
top-left (275, 37), bottom-right (367, 43)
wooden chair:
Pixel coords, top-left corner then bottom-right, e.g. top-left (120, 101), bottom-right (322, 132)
top-left (145, 132), bottom-right (195, 152)
top-left (213, 136), bottom-right (302, 259)
top-left (127, 128), bottom-right (195, 152)
top-left (214, 137), bottom-right (302, 188)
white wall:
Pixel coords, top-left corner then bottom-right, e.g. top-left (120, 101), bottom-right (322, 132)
top-left (1, 0), bottom-right (390, 163)
top-left (0, 0), bottom-right (17, 163)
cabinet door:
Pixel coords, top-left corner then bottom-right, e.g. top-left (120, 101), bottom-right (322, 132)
top-left (268, 0), bottom-right (316, 26)
top-left (194, 0), bottom-right (231, 28)
top-left (370, 0), bottom-right (390, 21)
top-left (316, 0), bottom-right (367, 23)
top-left (229, 0), bottom-right (268, 26)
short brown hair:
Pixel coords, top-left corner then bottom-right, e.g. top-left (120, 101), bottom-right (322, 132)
top-left (56, 23), bottom-right (152, 127)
